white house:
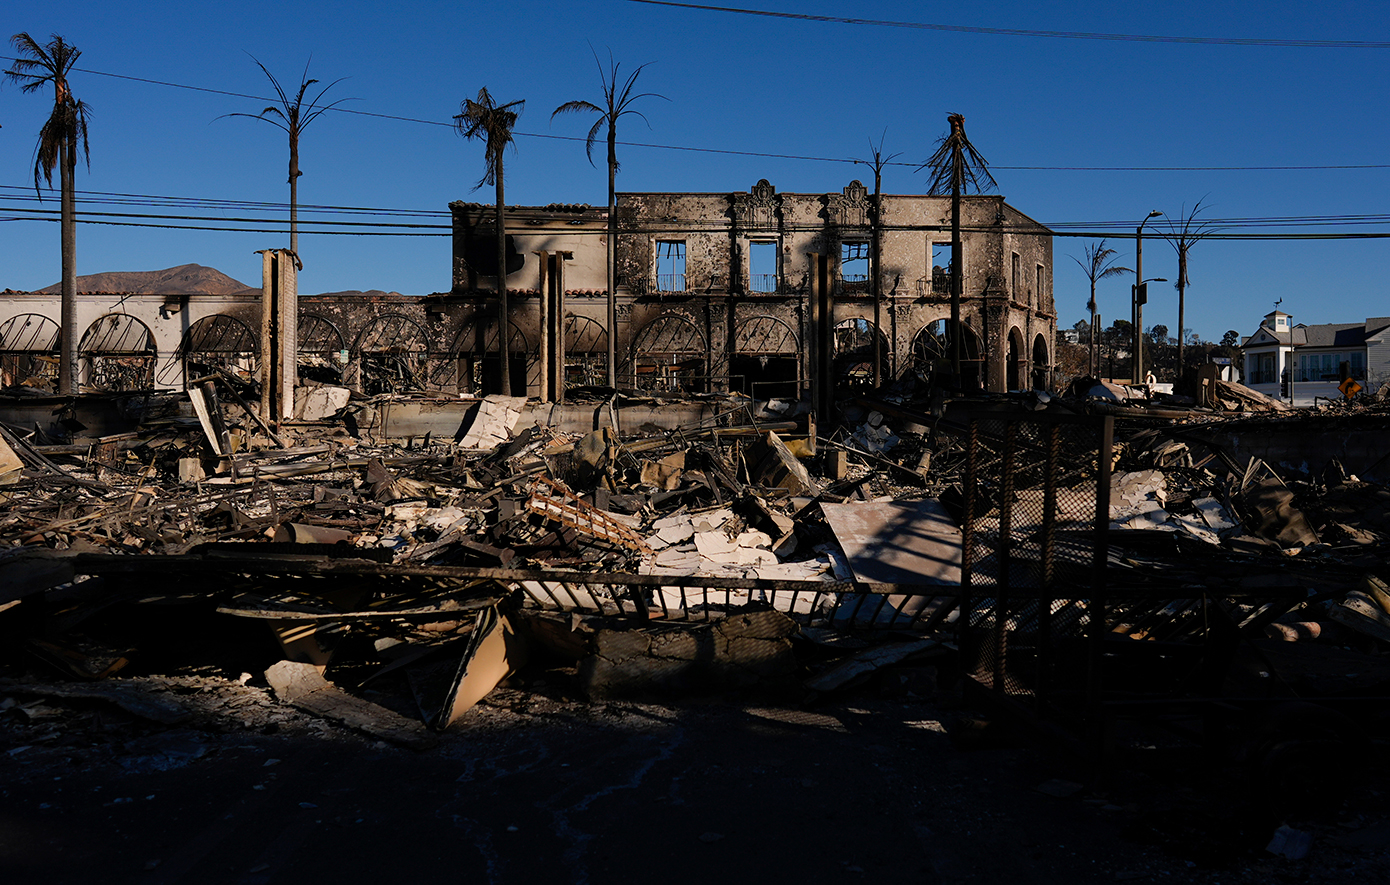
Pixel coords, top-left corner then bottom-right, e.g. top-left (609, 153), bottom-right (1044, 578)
top-left (1241, 310), bottom-right (1390, 404)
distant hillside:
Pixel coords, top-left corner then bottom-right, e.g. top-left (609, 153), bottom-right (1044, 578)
top-left (31, 266), bottom-right (409, 298)
top-left (38, 264), bottom-right (259, 296)
top-left (312, 290), bottom-right (406, 298)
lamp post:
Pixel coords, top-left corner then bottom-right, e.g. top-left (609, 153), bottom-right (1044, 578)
top-left (1133, 210), bottom-right (1163, 384)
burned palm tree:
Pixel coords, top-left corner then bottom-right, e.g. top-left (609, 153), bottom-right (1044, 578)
top-left (920, 113), bottom-right (996, 390)
top-left (221, 57), bottom-right (353, 258)
top-left (456, 88), bottom-right (525, 396)
top-left (856, 133), bottom-right (902, 388)
top-left (1160, 199), bottom-right (1218, 372)
top-left (1070, 240), bottom-right (1131, 376)
top-left (552, 51), bottom-right (667, 388)
top-left (6, 32), bottom-right (91, 394)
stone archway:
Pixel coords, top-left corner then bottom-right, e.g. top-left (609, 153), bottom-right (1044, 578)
top-left (627, 313), bottom-right (708, 393)
top-left (1032, 333), bottom-right (1050, 391)
top-left (910, 319), bottom-right (984, 389)
top-left (831, 317), bottom-right (889, 391)
top-left (446, 316), bottom-right (532, 395)
top-left (298, 313), bottom-right (347, 384)
top-left (354, 314), bottom-right (430, 395)
top-left (79, 313), bottom-right (157, 392)
top-left (0, 313), bottom-right (60, 390)
top-left (1006, 326), bottom-right (1026, 391)
top-left (732, 314), bottom-right (800, 399)
top-left (168, 314), bottom-right (259, 387)
top-left (563, 315), bottom-right (608, 389)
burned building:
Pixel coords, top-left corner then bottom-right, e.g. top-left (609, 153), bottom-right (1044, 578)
top-left (450, 180), bottom-right (1056, 399)
top-left (0, 181), bottom-right (1054, 406)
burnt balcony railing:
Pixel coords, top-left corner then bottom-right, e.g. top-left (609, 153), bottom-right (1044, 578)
top-left (916, 271), bottom-right (954, 299)
top-left (749, 273), bottom-right (778, 294)
top-left (839, 273), bottom-right (870, 296)
top-left (654, 273), bottom-right (686, 293)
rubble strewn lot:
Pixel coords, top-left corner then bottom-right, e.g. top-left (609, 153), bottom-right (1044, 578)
top-left (4, 377), bottom-right (1390, 882)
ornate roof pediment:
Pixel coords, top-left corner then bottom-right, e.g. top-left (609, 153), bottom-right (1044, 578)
top-left (734, 179), bottom-right (779, 231)
top-left (827, 180), bottom-right (870, 228)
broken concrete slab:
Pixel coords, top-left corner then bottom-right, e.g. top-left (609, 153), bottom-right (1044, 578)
top-left (457, 394), bottom-right (527, 449)
top-left (578, 607), bottom-right (798, 699)
top-left (265, 660), bottom-right (436, 749)
top-left (295, 385), bottom-right (351, 421)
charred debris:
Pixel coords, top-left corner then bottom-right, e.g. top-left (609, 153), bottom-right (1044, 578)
top-left (4, 374), bottom-right (1390, 791)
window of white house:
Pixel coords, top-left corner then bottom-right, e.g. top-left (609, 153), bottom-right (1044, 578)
top-left (655, 241), bottom-right (686, 292)
top-left (841, 241), bottom-right (869, 284)
top-left (749, 241), bottom-right (778, 293)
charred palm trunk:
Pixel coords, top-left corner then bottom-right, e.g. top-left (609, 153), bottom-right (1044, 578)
top-left (1088, 281), bottom-right (1097, 377)
top-left (288, 128), bottom-right (299, 257)
top-left (59, 118), bottom-right (78, 395)
top-left (872, 165), bottom-right (883, 389)
top-left (606, 129), bottom-right (617, 389)
top-left (1176, 246), bottom-right (1187, 376)
top-left (495, 159), bottom-right (511, 397)
top-left (950, 178), bottom-right (962, 391)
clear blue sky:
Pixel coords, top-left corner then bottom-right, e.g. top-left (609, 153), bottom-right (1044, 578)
top-left (3, 1), bottom-right (1387, 343)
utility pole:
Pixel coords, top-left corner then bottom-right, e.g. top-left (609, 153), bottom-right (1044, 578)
top-left (1133, 210), bottom-right (1161, 384)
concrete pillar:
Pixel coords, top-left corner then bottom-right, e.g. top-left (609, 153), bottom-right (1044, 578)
top-left (809, 253), bottom-right (833, 419)
top-left (258, 249), bottom-right (297, 422)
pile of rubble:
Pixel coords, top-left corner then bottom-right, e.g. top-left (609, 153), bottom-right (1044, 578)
top-left (2, 375), bottom-right (1390, 788)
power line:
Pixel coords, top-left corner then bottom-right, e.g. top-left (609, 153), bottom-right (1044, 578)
top-left (4, 56), bottom-right (1387, 173)
top-left (11, 187), bottom-right (1390, 233)
top-left (625, 1), bottom-right (1390, 48)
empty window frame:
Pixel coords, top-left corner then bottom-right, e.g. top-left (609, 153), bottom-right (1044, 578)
top-left (749, 241), bottom-right (778, 293)
top-left (1036, 264), bottom-right (1046, 306)
top-left (655, 240), bottom-right (686, 292)
top-left (930, 243), bottom-right (952, 294)
top-left (1011, 252), bottom-right (1021, 297)
top-left (840, 241), bottom-right (869, 285)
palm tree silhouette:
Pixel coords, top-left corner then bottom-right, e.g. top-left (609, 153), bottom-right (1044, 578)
top-left (920, 113), bottom-right (996, 390)
top-left (221, 57), bottom-right (353, 259)
top-left (456, 88), bottom-right (525, 396)
top-left (1160, 199), bottom-right (1218, 373)
top-left (6, 32), bottom-right (91, 394)
top-left (553, 50), bottom-right (667, 388)
top-left (1071, 240), bottom-right (1131, 376)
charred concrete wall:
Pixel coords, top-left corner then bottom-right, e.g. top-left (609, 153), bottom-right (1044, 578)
top-left (3, 184), bottom-right (1052, 400)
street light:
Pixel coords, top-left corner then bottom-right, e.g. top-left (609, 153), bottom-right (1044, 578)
top-left (1133, 210), bottom-right (1163, 384)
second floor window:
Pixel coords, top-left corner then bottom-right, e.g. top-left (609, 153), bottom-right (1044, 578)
top-left (749, 241), bottom-right (778, 293)
top-left (655, 241), bottom-right (686, 292)
top-left (841, 242), bottom-right (869, 284)
top-left (931, 242), bottom-right (952, 294)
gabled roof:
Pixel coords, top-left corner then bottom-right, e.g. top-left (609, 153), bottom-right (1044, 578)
top-left (1243, 326), bottom-right (1288, 347)
top-left (1298, 322), bottom-right (1366, 348)
top-left (1365, 317), bottom-right (1390, 339)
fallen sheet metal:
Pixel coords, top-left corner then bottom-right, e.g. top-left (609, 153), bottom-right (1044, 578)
top-left (434, 605), bottom-right (527, 729)
top-left (820, 499), bottom-right (963, 586)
